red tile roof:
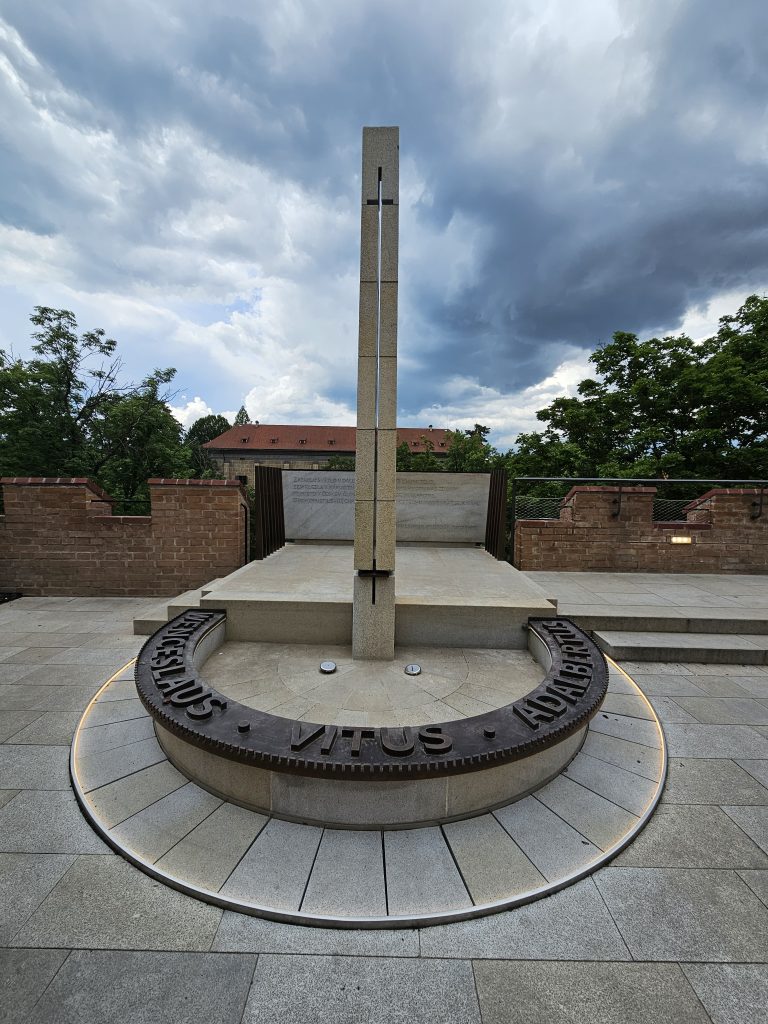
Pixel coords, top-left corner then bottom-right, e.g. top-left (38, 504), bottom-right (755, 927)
top-left (204, 424), bottom-right (451, 454)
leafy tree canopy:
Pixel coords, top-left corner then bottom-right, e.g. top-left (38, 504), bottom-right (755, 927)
top-left (0, 307), bottom-right (188, 505)
top-left (234, 405), bottom-right (250, 425)
top-left (184, 413), bottom-right (232, 476)
top-left (506, 294), bottom-right (768, 481)
top-left (444, 424), bottom-right (500, 472)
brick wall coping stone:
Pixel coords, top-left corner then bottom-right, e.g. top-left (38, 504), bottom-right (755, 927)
top-left (562, 485), bottom-right (657, 502)
top-left (0, 476), bottom-right (114, 501)
top-left (684, 487), bottom-right (766, 511)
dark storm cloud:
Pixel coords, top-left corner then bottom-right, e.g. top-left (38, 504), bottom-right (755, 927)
top-left (1, 0), bottom-right (767, 415)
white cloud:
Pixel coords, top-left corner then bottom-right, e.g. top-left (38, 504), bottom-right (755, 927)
top-left (169, 395), bottom-right (214, 428)
top-left (400, 352), bottom-right (593, 449)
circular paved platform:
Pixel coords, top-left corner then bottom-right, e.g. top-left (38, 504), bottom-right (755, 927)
top-left (70, 656), bottom-right (666, 928)
top-left (204, 641), bottom-right (545, 727)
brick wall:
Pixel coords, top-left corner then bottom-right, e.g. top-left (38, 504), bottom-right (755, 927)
top-left (514, 487), bottom-right (768, 573)
top-left (0, 477), bottom-right (249, 597)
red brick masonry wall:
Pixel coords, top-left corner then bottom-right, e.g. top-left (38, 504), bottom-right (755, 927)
top-left (0, 478), bottom-right (249, 596)
top-left (514, 487), bottom-right (768, 573)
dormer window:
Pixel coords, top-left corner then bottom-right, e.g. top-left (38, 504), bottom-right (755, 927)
top-left (298, 439), bottom-right (307, 445)
top-left (270, 438), bottom-right (278, 444)
top-left (241, 437), bottom-right (249, 444)
top-left (328, 439), bottom-right (336, 446)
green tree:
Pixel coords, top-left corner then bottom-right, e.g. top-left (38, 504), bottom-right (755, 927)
top-left (234, 405), bottom-right (250, 425)
top-left (184, 413), bottom-right (232, 476)
top-left (0, 307), bottom-right (186, 504)
top-left (325, 454), bottom-right (355, 470)
top-left (444, 424), bottom-right (500, 472)
top-left (506, 294), bottom-right (768, 481)
top-left (395, 441), bottom-right (413, 471)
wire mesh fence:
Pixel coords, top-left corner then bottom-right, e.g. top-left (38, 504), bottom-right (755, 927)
top-left (508, 477), bottom-right (766, 564)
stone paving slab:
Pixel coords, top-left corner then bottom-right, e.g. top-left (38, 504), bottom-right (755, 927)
top-left (420, 877), bottom-right (631, 959)
top-left (0, 852), bottom-right (75, 944)
top-left (0, 948), bottom-right (69, 1024)
top-left (442, 814), bottom-right (546, 903)
top-left (77, 735), bottom-right (166, 792)
top-left (629, 675), bottom-right (710, 697)
top-left (663, 724), bottom-right (768, 758)
top-left (82, 697), bottom-right (149, 728)
top-left (11, 855), bottom-right (222, 951)
top-left (0, 788), bottom-right (19, 810)
top-left (589, 710), bottom-right (663, 748)
top-left (534, 774), bottom-right (640, 851)
top-left (0, 710), bottom-right (42, 742)
top-left (722, 805), bottom-right (768, 855)
top-left (110, 783), bottom-right (222, 864)
top-left (211, 912), bottom-right (419, 956)
top-left (615, 804), bottom-right (768, 868)
top-left (74, 715), bottom-right (155, 755)
top-left (240, 954), bottom-right (482, 1024)
top-left (87, 760), bottom-right (189, 829)
top-left (0, 789), bottom-right (108, 854)
top-left (600, 691), bottom-right (655, 719)
top-left (647, 696), bottom-right (702, 723)
top-left (682, 963), bottom-right (768, 1024)
top-left (738, 869), bottom-right (768, 908)
top-left (5, 711), bottom-right (81, 745)
top-left (563, 751), bottom-right (659, 815)
top-left (300, 829), bottom-right (387, 917)
top-left (384, 826), bottom-right (471, 915)
top-left (580, 732), bottom-right (663, 780)
top-left (673, 696), bottom-right (768, 725)
top-left (0, 745), bottom-right (70, 789)
top-left (221, 818), bottom-right (322, 911)
top-left (473, 960), bottom-right (712, 1024)
top-left (493, 796), bottom-right (602, 880)
top-left (664, 758), bottom-right (768, 804)
top-left (10, 663), bottom-right (118, 687)
top-left (738, 758), bottom-right (768, 789)
top-left (156, 802), bottom-right (268, 891)
top-left (24, 950), bottom-right (256, 1024)
top-left (595, 867), bottom-right (768, 961)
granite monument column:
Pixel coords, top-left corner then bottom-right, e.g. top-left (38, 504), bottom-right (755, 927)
top-left (352, 126), bottom-right (398, 659)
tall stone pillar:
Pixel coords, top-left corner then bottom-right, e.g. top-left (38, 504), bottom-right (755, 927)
top-left (352, 126), bottom-right (398, 660)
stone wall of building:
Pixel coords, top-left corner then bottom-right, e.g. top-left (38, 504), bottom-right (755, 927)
top-left (0, 477), bottom-right (249, 597)
top-left (514, 486), bottom-right (768, 573)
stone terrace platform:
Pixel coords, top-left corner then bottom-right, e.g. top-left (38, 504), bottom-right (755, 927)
top-left (136, 544), bottom-right (555, 648)
top-left (2, 579), bottom-right (768, 1021)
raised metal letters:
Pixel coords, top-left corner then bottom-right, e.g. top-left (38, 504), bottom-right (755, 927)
top-left (134, 613), bottom-right (608, 779)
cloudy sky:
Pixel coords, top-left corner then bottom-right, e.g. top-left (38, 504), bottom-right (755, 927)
top-left (1, 0), bottom-right (766, 448)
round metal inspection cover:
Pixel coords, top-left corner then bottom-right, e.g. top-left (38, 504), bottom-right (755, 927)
top-left (404, 664), bottom-right (421, 676)
top-left (319, 661), bottom-right (337, 674)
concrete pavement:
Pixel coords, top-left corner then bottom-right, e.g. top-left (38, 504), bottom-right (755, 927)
top-left (1, 591), bottom-right (767, 1022)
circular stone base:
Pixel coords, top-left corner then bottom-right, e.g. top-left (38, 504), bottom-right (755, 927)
top-left (70, 657), bottom-right (666, 928)
top-left (203, 642), bottom-right (545, 727)
top-left (154, 718), bottom-right (587, 829)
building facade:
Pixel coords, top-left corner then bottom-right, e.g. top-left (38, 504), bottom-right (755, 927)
top-left (204, 423), bottom-right (450, 485)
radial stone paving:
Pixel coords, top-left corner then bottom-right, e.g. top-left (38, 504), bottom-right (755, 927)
top-left (69, 658), bottom-right (664, 926)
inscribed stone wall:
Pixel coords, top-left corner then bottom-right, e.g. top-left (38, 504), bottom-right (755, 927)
top-left (0, 478), bottom-right (248, 596)
top-left (282, 471), bottom-right (490, 543)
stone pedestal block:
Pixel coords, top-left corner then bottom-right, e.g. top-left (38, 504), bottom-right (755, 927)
top-left (352, 574), bottom-right (396, 659)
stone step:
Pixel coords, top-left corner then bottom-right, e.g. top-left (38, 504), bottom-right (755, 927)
top-left (132, 605), bottom-right (168, 635)
top-left (566, 611), bottom-right (768, 636)
top-left (132, 579), bottom-right (225, 635)
top-left (594, 629), bottom-right (768, 664)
